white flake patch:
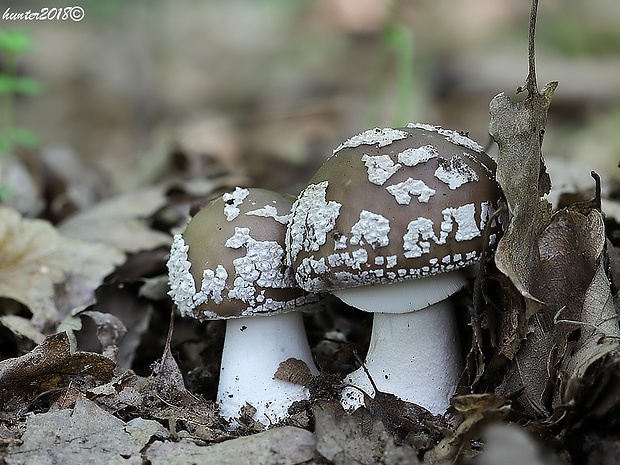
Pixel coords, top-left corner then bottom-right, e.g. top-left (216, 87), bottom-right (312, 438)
top-left (397, 145), bottom-right (439, 167)
top-left (442, 204), bottom-right (480, 241)
top-left (434, 155), bottom-right (479, 190)
top-left (333, 234), bottom-right (348, 250)
top-left (224, 227), bottom-right (291, 305)
top-left (223, 187), bottom-right (250, 221)
top-left (334, 127), bottom-right (409, 153)
top-left (386, 178), bottom-right (436, 204)
top-left (402, 205), bottom-right (479, 258)
top-left (350, 210), bottom-right (390, 249)
top-left (225, 227), bottom-right (252, 249)
top-left (309, 257), bottom-right (328, 274)
top-left (403, 218), bottom-right (437, 258)
top-left (194, 265), bottom-right (228, 306)
top-left (479, 200), bottom-right (495, 230)
top-left (361, 154), bottom-right (401, 185)
top-left (286, 181), bottom-right (341, 263)
top-left (406, 123), bottom-right (483, 152)
top-left (352, 248), bottom-right (369, 267)
top-left (166, 234), bottom-right (197, 317)
top-left (245, 205), bottom-right (290, 224)
top-left (326, 249), bottom-right (368, 270)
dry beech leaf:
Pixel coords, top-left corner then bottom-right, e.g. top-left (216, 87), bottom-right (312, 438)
top-left (140, 328), bottom-right (223, 441)
top-left (145, 426), bottom-right (316, 465)
top-left (5, 398), bottom-right (144, 465)
top-left (274, 357), bottom-right (314, 387)
top-left (563, 257), bottom-right (620, 389)
top-left (427, 393), bottom-right (510, 463)
top-left (496, 203), bottom-right (619, 416)
top-left (0, 315), bottom-right (46, 345)
top-left (58, 187), bottom-right (172, 253)
top-left (489, 81), bottom-right (557, 318)
top-left (0, 206), bottom-right (124, 329)
top-left (0, 331), bottom-right (115, 402)
top-left (313, 400), bottom-right (420, 465)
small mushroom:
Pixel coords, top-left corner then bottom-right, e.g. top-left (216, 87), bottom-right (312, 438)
top-left (167, 187), bottom-right (321, 426)
top-left (286, 124), bottom-right (503, 415)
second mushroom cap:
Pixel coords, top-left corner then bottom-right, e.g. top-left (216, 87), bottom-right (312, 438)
top-left (286, 123), bottom-right (503, 295)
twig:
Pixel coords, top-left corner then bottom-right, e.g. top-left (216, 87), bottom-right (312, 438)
top-left (517, 0), bottom-right (540, 95)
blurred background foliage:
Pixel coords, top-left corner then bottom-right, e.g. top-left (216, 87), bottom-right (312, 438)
top-left (1, 0), bottom-right (619, 199)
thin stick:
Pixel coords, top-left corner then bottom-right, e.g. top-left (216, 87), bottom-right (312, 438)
top-left (353, 350), bottom-right (380, 394)
top-left (526, 0), bottom-right (539, 93)
top-left (517, 0), bottom-right (540, 94)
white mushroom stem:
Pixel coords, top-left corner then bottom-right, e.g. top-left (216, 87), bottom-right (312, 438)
top-left (337, 272), bottom-right (466, 415)
top-left (217, 311), bottom-right (319, 426)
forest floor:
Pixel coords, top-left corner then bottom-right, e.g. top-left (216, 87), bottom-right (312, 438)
top-left (1, 1), bottom-right (620, 464)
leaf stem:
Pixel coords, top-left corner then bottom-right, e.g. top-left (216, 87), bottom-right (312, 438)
top-left (526, 0), bottom-right (539, 94)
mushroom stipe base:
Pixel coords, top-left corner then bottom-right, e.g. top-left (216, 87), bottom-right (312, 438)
top-left (340, 298), bottom-right (463, 415)
top-left (217, 311), bottom-right (319, 427)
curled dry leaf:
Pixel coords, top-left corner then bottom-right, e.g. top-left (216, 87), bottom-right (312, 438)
top-left (427, 393), bottom-right (510, 464)
top-left (0, 315), bottom-right (46, 345)
top-left (140, 333), bottom-right (224, 441)
top-left (0, 206), bottom-right (125, 329)
top-left (0, 331), bottom-right (115, 403)
top-left (495, 199), bottom-right (619, 416)
top-left (58, 187), bottom-right (172, 253)
top-left (489, 81), bottom-right (557, 318)
top-left (487, 43), bottom-right (620, 424)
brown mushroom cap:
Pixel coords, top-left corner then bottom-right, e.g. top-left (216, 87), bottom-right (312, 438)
top-left (286, 124), bottom-right (503, 293)
top-left (167, 187), bottom-right (318, 320)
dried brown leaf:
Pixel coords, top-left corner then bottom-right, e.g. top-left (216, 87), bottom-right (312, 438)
top-left (427, 393), bottom-right (510, 463)
top-left (562, 258), bottom-right (620, 390)
top-left (274, 357), bottom-right (314, 387)
top-left (497, 206), bottom-right (618, 416)
top-left (140, 332), bottom-right (223, 440)
top-left (489, 82), bottom-right (557, 318)
top-left (5, 398), bottom-right (146, 464)
top-left (0, 206), bottom-right (124, 329)
top-left (58, 187), bottom-right (172, 253)
top-left (0, 315), bottom-right (46, 345)
top-left (313, 400), bottom-right (420, 465)
top-left (0, 332), bottom-right (115, 402)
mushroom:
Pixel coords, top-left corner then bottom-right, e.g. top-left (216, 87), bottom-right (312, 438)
top-left (167, 187), bottom-right (321, 426)
top-left (285, 124), bottom-right (503, 415)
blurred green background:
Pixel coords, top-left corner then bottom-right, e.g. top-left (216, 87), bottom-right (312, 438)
top-left (2, 0), bottom-right (619, 197)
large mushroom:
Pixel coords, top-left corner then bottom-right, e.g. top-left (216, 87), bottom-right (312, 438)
top-left (286, 124), bottom-right (503, 415)
top-left (167, 187), bottom-right (321, 426)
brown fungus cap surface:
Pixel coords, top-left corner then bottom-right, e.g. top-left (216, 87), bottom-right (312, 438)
top-left (286, 123), bottom-right (503, 293)
top-left (167, 187), bottom-right (318, 320)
